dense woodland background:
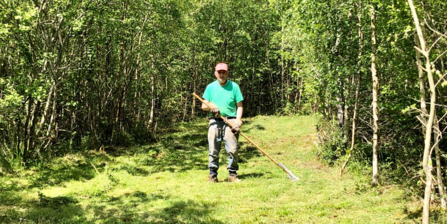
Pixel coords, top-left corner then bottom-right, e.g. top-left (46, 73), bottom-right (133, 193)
top-left (0, 0), bottom-right (446, 219)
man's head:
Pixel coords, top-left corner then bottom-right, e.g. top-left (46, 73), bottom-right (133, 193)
top-left (215, 63), bottom-right (229, 85)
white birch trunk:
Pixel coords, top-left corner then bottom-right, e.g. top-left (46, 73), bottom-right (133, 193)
top-left (370, 4), bottom-right (379, 187)
top-left (408, 0), bottom-right (437, 222)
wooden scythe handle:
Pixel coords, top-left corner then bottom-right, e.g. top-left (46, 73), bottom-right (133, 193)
top-left (192, 92), bottom-right (282, 166)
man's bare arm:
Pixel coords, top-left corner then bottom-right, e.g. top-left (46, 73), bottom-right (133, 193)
top-left (201, 100), bottom-right (211, 111)
top-left (236, 101), bottom-right (243, 121)
top-left (202, 100), bottom-right (219, 116)
top-left (229, 101), bottom-right (244, 133)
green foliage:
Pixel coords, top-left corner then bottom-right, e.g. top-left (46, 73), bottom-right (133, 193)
top-left (0, 0), bottom-right (446, 216)
top-left (0, 79), bottom-right (23, 109)
top-left (315, 119), bottom-right (347, 166)
top-left (0, 0), bottom-right (305, 166)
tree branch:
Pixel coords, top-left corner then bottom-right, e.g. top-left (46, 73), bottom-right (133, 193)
top-left (434, 71), bottom-right (447, 87)
top-left (414, 46), bottom-right (428, 58)
top-left (424, 18), bottom-right (447, 38)
top-left (432, 49), bottom-right (447, 64)
top-left (427, 35), bottom-right (445, 53)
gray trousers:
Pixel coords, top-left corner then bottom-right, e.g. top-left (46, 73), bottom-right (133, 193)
top-left (208, 118), bottom-right (239, 174)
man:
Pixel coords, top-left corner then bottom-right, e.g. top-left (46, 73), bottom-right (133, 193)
top-left (202, 62), bottom-right (244, 183)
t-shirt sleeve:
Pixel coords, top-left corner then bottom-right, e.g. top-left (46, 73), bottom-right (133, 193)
top-left (203, 85), bottom-right (211, 101)
top-left (234, 83), bottom-right (244, 103)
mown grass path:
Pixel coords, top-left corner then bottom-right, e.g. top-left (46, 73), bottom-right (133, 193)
top-left (1, 116), bottom-right (418, 223)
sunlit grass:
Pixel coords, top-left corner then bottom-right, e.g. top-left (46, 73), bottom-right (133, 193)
top-left (0, 115), bottom-right (425, 223)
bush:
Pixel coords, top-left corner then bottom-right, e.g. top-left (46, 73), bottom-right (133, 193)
top-left (315, 118), bottom-right (347, 166)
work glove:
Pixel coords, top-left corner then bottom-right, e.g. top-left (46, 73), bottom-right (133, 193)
top-left (208, 102), bottom-right (220, 117)
top-left (231, 119), bottom-right (243, 134)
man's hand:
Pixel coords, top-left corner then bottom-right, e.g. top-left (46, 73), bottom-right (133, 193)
top-left (231, 119), bottom-right (243, 134)
top-left (209, 102), bottom-right (220, 117)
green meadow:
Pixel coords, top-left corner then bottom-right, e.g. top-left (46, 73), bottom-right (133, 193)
top-left (0, 116), bottom-right (426, 223)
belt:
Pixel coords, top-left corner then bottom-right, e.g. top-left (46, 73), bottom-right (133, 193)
top-left (210, 117), bottom-right (236, 121)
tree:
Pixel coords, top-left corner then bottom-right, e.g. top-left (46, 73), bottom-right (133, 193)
top-left (370, 2), bottom-right (379, 187)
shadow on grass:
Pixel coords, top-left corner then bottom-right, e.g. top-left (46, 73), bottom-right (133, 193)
top-left (25, 153), bottom-right (115, 190)
top-left (404, 209), bottom-right (421, 222)
top-left (0, 166), bottom-right (109, 211)
top-left (0, 191), bottom-right (223, 224)
top-left (238, 119), bottom-right (265, 134)
top-left (0, 191), bottom-right (26, 207)
top-left (237, 172), bottom-right (265, 179)
top-left (114, 121), bottom-right (265, 175)
top-left (116, 164), bottom-right (151, 176)
top-left (245, 124), bottom-right (265, 131)
top-left (140, 133), bottom-right (209, 173)
top-left (238, 144), bottom-right (262, 163)
top-left (147, 200), bottom-right (224, 224)
top-left (9, 124), bottom-right (209, 194)
top-left (0, 161), bottom-right (100, 209)
top-left (0, 120), bottom-right (262, 217)
top-left (402, 204), bottom-right (447, 223)
top-left (138, 122), bottom-right (264, 175)
top-left (0, 192), bottom-right (84, 224)
top-left (28, 162), bottom-right (97, 189)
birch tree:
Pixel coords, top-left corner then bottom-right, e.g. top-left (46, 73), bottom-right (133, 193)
top-left (370, 3), bottom-right (379, 187)
top-left (408, 0), bottom-right (438, 222)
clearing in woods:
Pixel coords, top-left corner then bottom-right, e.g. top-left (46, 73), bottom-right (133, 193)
top-left (0, 116), bottom-right (422, 223)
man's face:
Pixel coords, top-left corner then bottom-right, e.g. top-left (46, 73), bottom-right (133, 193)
top-left (215, 70), bottom-right (228, 84)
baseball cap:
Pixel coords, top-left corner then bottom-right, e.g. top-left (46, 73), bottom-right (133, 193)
top-left (215, 63), bottom-right (228, 71)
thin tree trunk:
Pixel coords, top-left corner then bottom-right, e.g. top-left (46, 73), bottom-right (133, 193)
top-left (42, 79), bottom-right (57, 151)
top-left (408, 0), bottom-right (436, 222)
top-left (287, 67), bottom-right (291, 103)
top-left (296, 77), bottom-right (300, 111)
top-left (340, 0), bottom-right (363, 176)
top-left (182, 85), bottom-right (190, 122)
top-left (416, 34), bottom-right (427, 116)
top-left (149, 67), bottom-right (155, 126)
top-left (191, 69), bottom-right (197, 118)
top-left (434, 115), bottom-right (446, 209)
top-left (23, 99), bottom-right (33, 161)
top-left (370, 4), bottom-right (379, 187)
top-left (26, 101), bottom-right (40, 161)
top-left (340, 75), bottom-right (361, 176)
top-left (35, 82), bottom-right (54, 155)
top-left (16, 109), bottom-right (22, 159)
top-left (46, 83), bottom-right (57, 138)
top-left (281, 16), bottom-right (284, 107)
top-left (415, 23), bottom-right (438, 212)
top-left (334, 21), bottom-right (344, 127)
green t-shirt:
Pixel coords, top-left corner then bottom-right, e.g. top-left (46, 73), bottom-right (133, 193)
top-left (203, 80), bottom-right (244, 117)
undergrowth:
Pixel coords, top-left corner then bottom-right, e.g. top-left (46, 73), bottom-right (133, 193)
top-left (314, 115), bottom-right (447, 222)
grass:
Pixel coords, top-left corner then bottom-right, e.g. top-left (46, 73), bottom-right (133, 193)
top-left (0, 115), bottom-right (432, 223)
